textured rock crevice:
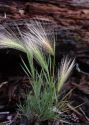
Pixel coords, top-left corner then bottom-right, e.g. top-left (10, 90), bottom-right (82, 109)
top-left (0, 0), bottom-right (89, 66)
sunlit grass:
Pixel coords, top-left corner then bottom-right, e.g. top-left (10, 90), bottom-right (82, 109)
top-left (19, 53), bottom-right (75, 122)
top-left (57, 57), bottom-right (75, 93)
top-left (0, 20), bottom-right (75, 123)
top-left (24, 21), bottom-right (54, 55)
top-left (0, 33), bottom-right (25, 52)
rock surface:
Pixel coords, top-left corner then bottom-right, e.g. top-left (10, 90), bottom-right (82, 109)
top-left (0, 0), bottom-right (89, 65)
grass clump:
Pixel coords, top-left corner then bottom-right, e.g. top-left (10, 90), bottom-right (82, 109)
top-left (0, 20), bottom-right (75, 123)
top-left (19, 54), bottom-right (75, 123)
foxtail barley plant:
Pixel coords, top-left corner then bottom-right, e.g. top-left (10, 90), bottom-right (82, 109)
top-left (0, 20), bottom-right (75, 122)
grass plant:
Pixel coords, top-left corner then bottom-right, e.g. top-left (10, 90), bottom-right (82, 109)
top-left (0, 20), bottom-right (75, 123)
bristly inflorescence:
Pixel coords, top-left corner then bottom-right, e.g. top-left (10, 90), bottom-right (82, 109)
top-left (0, 20), bottom-right (54, 55)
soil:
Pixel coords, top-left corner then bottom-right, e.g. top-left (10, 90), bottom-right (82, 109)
top-left (0, 0), bottom-right (89, 125)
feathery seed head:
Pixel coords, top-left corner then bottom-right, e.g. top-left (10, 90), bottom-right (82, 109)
top-left (0, 21), bottom-right (54, 55)
top-left (58, 57), bottom-right (75, 93)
